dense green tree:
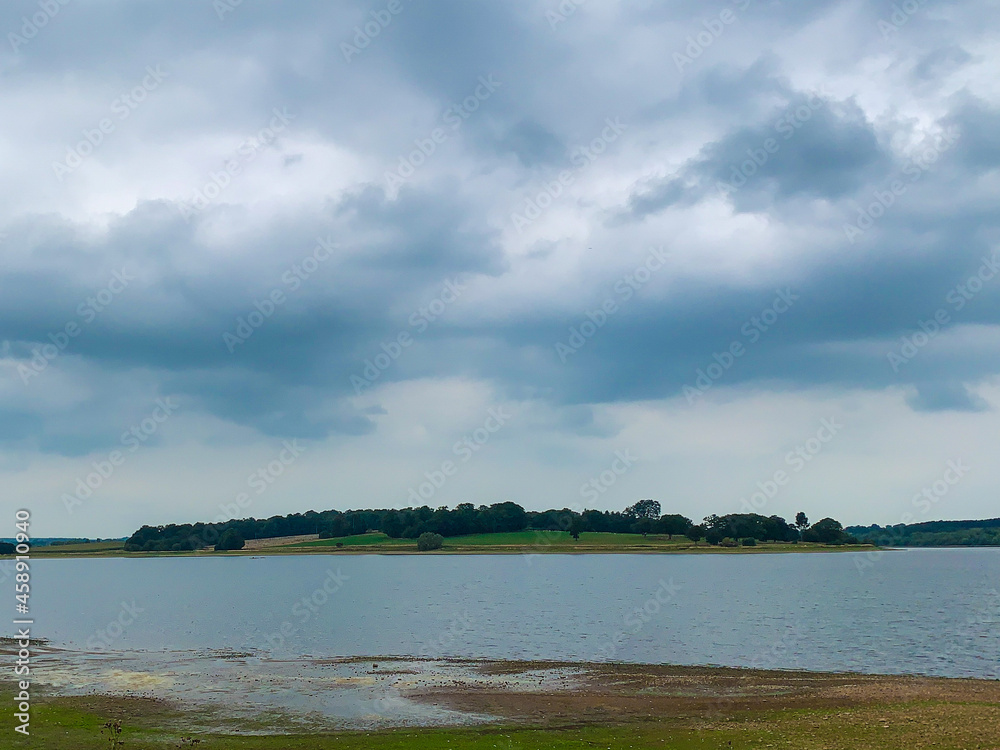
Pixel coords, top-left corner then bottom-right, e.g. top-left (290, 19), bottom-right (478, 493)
top-left (625, 499), bottom-right (661, 520)
top-left (802, 518), bottom-right (846, 544)
top-left (216, 528), bottom-right (245, 551)
top-left (685, 525), bottom-right (705, 545)
top-left (568, 514), bottom-right (583, 540)
top-left (658, 514), bottom-right (693, 539)
top-left (631, 518), bottom-right (654, 537)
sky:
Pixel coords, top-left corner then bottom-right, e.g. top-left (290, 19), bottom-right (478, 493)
top-left (2, 0), bottom-right (999, 538)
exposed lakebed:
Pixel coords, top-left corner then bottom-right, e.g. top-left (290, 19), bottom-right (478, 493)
top-left (22, 548), bottom-right (1000, 724)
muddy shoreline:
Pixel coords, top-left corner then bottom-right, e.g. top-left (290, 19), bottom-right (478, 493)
top-left (6, 644), bottom-right (998, 733)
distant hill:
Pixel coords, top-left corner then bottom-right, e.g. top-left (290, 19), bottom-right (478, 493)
top-left (846, 518), bottom-right (1000, 547)
top-left (0, 537), bottom-right (125, 546)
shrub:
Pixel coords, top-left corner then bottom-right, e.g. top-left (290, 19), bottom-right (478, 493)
top-left (319, 530), bottom-right (332, 539)
top-left (740, 537), bottom-right (757, 547)
top-left (215, 529), bottom-right (245, 551)
top-left (719, 537), bottom-right (738, 548)
top-left (417, 532), bottom-right (444, 551)
top-left (335, 542), bottom-right (344, 548)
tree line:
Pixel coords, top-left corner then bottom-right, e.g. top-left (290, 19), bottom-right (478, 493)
top-left (847, 518), bottom-right (1000, 547)
top-left (123, 499), bottom-right (858, 552)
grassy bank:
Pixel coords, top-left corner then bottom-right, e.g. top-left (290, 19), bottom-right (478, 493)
top-left (5, 664), bottom-right (999, 749)
top-left (24, 531), bottom-right (878, 558)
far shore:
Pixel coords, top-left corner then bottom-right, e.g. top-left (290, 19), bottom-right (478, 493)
top-left (22, 533), bottom-right (884, 559)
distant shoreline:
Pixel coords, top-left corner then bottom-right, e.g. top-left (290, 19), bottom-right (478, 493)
top-left (23, 541), bottom-right (884, 559)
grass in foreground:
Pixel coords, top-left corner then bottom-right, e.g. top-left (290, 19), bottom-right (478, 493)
top-left (4, 685), bottom-right (998, 749)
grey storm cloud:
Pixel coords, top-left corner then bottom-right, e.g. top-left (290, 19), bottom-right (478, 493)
top-left (1, 0), bottom-right (1000, 462)
top-left (624, 86), bottom-right (889, 218)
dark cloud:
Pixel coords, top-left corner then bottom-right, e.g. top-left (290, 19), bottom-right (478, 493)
top-left (0, 0), bottom-right (999, 462)
top-left (906, 381), bottom-right (991, 412)
top-left (625, 89), bottom-right (889, 219)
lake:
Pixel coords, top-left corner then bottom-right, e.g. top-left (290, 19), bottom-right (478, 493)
top-left (29, 547), bottom-right (1000, 680)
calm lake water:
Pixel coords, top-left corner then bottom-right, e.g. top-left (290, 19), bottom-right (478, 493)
top-left (31, 548), bottom-right (1000, 679)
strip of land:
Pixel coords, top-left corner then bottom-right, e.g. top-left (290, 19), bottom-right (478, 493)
top-left (25, 531), bottom-right (880, 558)
top-left (5, 658), bottom-right (999, 748)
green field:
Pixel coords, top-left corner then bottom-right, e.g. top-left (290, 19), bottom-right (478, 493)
top-left (292, 530), bottom-right (685, 548)
top-left (289, 530), bottom-right (851, 554)
top-left (10, 532), bottom-right (877, 558)
top-left (447, 531), bottom-right (684, 546)
top-left (5, 684), bottom-right (998, 750)
top-left (292, 530), bottom-right (708, 550)
top-left (32, 541), bottom-right (126, 555)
